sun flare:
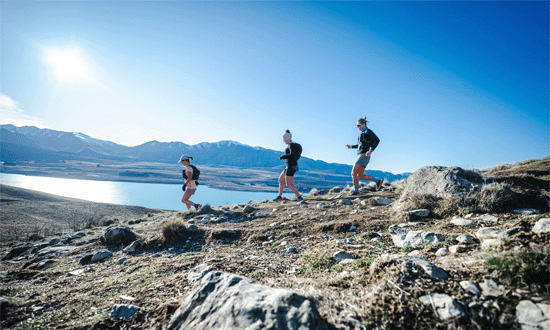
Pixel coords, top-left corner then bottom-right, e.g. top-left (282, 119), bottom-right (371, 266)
top-left (44, 47), bottom-right (91, 81)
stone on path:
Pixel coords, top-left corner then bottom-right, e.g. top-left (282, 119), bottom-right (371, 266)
top-left (533, 218), bottom-right (550, 234)
top-left (516, 300), bottom-right (550, 330)
top-left (456, 234), bottom-right (475, 244)
top-left (333, 251), bottom-right (354, 263)
top-left (111, 304), bottom-right (140, 320)
top-left (419, 293), bottom-right (465, 322)
top-left (477, 214), bottom-right (499, 222)
top-left (389, 225), bottom-right (445, 248)
top-left (459, 281), bottom-right (481, 295)
top-left (479, 277), bottom-right (505, 297)
top-left (91, 250), bottom-right (113, 262)
top-left (374, 197), bottom-right (394, 205)
top-left (409, 209), bottom-right (430, 217)
top-left (166, 265), bottom-right (329, 330)
top-left (450, 218), bottom-right (477, 227)
top-left (435, 248), bottom-right (449, 257)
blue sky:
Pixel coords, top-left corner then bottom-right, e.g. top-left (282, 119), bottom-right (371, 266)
top-left (1, 1), bottom-right (547, 174)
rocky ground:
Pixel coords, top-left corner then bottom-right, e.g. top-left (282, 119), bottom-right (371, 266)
top-left (0, 158), bottom-right (549, 330)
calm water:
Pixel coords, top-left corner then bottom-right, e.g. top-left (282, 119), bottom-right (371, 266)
top-left (0, 173), bottom-right (278, 210)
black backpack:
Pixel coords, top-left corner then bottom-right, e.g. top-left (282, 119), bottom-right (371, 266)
top-left (292, 143), bottom-right (302, 160)
top-left (182, 164), bottom-right (200, 181)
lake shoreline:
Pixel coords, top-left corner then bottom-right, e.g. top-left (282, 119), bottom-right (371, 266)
top-left (0, 161), bottom-right (340, 193)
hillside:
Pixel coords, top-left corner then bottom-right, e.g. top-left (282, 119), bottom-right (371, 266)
top-left (0, 158), bottom-right (548, 329)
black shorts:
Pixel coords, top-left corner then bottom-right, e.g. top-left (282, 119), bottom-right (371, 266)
top-left (284, 166), bottom-right (299, 177)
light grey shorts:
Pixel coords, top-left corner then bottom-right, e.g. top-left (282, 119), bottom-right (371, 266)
top-left (355, 154), bottom-right (370, 168)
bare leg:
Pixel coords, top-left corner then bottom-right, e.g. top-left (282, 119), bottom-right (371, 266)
top-left (181, 193), bottom-right (195, 210)
top-left (352, 164), bottom-right (374, 187)
top-left (278, 171), bottom-right (286, 197)
top-left (285, 176), bottom-right (300, 197)
top-left (356, 164), bottom-right (374, 181)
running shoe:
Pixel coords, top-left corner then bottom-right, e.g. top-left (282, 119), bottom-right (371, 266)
top-left (350, 191), bottom-right (360, 196)
top-left (295, 195), bottom-right (304, 201)
top-left (376, 179), bottom-right (384, 191)
top-left (195, 204), bottom-right (202, 211)
top-left (273, 196), bottom-right (283, 202)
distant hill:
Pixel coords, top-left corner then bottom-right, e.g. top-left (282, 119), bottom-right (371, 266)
top-left (0, 125), bottom-right (410, 181)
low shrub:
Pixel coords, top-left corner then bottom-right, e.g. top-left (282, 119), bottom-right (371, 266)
top-left (485, 250), bottom-right (550, 292)
top-left (161, 220), bottom-right (190, 244)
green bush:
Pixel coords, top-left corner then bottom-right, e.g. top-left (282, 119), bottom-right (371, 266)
top-left (485, 250), bottom-right (550, 292)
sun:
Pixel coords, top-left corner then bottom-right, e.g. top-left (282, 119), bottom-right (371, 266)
top-left (44, 47), bottom-right (91, 81)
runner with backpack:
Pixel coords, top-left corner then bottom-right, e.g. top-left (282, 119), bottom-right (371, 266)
top-left (273, 130), bottom-right (304, 202)
top-left (346, 116), bottom-right (384, 195)
top-left (178, 155), bottom-right (202, 211)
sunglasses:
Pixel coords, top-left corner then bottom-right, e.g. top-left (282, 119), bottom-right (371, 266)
top-left (357, 123), bottom-right (364, 127)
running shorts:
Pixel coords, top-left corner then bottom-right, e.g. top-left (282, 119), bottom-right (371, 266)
top-left (284, 166), bottom-right (299, 177)
top-left (355, 154), bottom-right (370, 168)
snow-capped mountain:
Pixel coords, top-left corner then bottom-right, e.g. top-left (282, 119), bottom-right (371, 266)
top-left (0, 125), bottom-right (410, 181)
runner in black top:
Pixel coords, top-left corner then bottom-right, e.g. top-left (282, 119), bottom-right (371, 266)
top-left (346, 117), bottom-right (384, 195)
top-left (273, 130), bottom-right (303, 201)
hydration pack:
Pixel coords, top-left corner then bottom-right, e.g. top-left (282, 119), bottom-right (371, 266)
top-left (292, 143), bottom-right (302, 160)
top-left (182, 164), bottom-right (200, 181)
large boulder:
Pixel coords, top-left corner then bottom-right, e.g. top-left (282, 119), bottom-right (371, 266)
top-left (100, 226), bottom-right (137, 247)
top-left (166, 264), bottom-right (329, 330)
top-left (393, 166), bottom-right (483, 213)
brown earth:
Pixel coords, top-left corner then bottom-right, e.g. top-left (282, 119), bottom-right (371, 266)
top-left (1, 159), bottom-right (549, 330)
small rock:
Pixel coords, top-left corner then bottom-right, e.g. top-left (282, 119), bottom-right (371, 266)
top-left (408, 256), bottom-right (449, 280)
top-left (338, 238), bottom-right (355, 244)
top-left (476, 227), bottom-right (505, 240)
top-left (119, 295), bottom-right (135, 302)
top-left (449, 245), bottom-right (468, 254)
top-left (533, 218), bottom-right (550, 234)
top-left (67, 269), bottom-right (85, 277)
top-left (513, 208), bottom-right (539, 215)
top-left (410, 209), bottom-right (430, 217)
top-left (123, 240), bottom-right (141, 254)
top-left (419, 293), bottom-right (465, 322)
top-left (280, 241), bottom-right (289, 246)
top-left (349, 225), bottom-right (357, 232)
top-left (110, 304), bottom-right (140, 320)
top-left (478, 214), bottom-right (499, 222)
top-left (516, 300), bottom-right (550, 330)
top-left (450, 218), bottom-right (477, 227)
top-left (456, 234), bottom-right (475, 244)
top-left (34, 259), bottom-right (55, 270)
top-left (116, 257), bottom-right (128, 265)
top-left (187, 224), bottom-right (199, 232)
top-left (479, 277), bottom-right (505, 297)
top-left (91, 250), bottom-right (113, 263)
top-left (333, 251), bottom-right (354, 263)
top-left (243, 205), bottom-right (255, 214)
top-left (460, 281), bottom-right (481, 295)
top-left (340, 199), bottom-right (351, 205)
top-left (280, 247), bottom-right (298, 254)
top-left (374, 197), bottom-right (394, 205)
top-left (435, 247), bottom-right (449, 256)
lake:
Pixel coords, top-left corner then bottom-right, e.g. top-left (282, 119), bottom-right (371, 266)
top-left (0, 173), bottom-right (279, 210)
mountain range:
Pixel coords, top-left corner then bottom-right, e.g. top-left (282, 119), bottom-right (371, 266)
top-left (0, 125), bottom-right (410, 181)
